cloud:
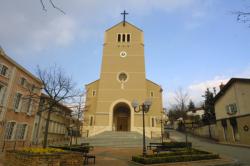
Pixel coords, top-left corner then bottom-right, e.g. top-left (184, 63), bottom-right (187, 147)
top-left (164, 66), bottom-right (250, 108)
top-left (0, 0), bottom-right (215, 54)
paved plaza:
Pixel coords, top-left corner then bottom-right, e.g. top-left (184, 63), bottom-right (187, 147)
top-left (1, 130), bottom-right (250, 165)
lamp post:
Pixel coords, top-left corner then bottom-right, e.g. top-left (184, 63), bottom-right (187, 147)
top-left (132, 99), bottom-right (152, 157)
top-left (157, 108), bottom-right (166, 144)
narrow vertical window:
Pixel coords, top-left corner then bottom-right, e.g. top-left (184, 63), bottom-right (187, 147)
top-left (92, 90), bottom-right (96, 97)
top-left (151, 118), bottom-right (155, 127)
top-left (150, 91), bottom-right (154, 97)
top-left (127, 34), bottom-right (130, 42)
top-left (122, 34), bottom-right (126, 42)
top-left (90, 116), bottom-right (94, 126)
top-left (117, 34), bottom-right (121, 42)
top-left (13, 93), bottom-right (22, 112)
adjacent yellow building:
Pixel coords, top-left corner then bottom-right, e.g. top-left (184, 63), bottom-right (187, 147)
top-left (215, 78), bottom-right (250, 145)
top-left (83, 21), bottom-right (164, 137)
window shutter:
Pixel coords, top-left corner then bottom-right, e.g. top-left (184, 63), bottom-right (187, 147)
top-left (5, 68), bottom-right (9, 78)
top-left (24, 125), bottom-right (28, 140)
top-left (1, 86), bottom-right (6, 105)
top-left (0, 64), bottom-right (3, 73)
top-left (18, 96), bottom-right (23, 112)
top-left (13, 94), bottom-right (17, 111)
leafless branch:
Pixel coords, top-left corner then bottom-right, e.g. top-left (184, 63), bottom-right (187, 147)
top-left (39, 0), bottom-right (65, 14)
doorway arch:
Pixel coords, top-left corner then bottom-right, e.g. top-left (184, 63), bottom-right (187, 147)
top-left (113, 102), bottom-right (131, 131)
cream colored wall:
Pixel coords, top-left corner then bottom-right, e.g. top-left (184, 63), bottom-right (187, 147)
top-left (215, 84), bottom-right (238, 120)
top-left (215, 81), bottom-right (250, 145)
top-left (235, 82), bottom-right (250, 116)
top-left (215, 82), bottom-right (250, 120)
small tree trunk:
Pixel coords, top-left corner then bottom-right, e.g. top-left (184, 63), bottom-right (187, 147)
top-left (43, 108), bottom-right (52, 148)
top-left (208, 123), bottom-right (212, 139)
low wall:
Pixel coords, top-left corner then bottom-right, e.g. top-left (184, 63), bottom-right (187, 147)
top-left (187, 124), bottom-right (219, 140)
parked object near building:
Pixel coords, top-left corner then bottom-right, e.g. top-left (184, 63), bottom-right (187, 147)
top-left (214, 78), bottom-right (250, 145)
top-left (0, 47), bottom-right (42, 150)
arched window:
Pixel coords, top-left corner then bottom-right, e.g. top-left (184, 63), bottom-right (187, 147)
top-left (117, 34), bottom-right (121, 42)
top-left (127, 34), bottom-right (130, 42)
top-left (122, 34), bottom-right (126, 42)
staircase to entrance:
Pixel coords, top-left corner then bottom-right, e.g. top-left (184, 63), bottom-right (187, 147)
top-left (80, 131), bottom-right (161, 147)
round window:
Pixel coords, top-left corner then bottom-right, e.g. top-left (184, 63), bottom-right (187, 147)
top-left (118, 72), bottom-right (128, 82)
top-left (120, 51), bottom-right (127, 58)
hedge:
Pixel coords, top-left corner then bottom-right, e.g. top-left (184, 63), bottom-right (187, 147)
top-left (146, 148), bottom-right (210, 158)
top-left (161, 142), bottom-right (192, 148)
top-left (132, 154), bottom-right (220, 164)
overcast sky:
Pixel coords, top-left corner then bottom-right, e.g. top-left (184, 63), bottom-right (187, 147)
top-left (1, 0), bottom-right (250, 108)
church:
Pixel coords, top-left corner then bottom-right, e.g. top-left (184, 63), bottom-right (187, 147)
top-left (83, 13), bottom-right (164, 138)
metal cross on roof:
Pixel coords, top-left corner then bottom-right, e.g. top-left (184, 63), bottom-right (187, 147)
top-left (121, 10), bottom-right (128, 26)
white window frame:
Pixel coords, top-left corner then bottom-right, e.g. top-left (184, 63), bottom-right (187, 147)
top-left (15, 123), bottom-right (28, 140)
top-left (27, 99), bottom-right (33, 116)
top-left (13, 92), bottom-right (23, 112)
top-left (0, 83), bottom-right (7, 105)
top-left (4, 121), bottom-right (16, 140)
top-left (0, 63), bottom-right (9, 78)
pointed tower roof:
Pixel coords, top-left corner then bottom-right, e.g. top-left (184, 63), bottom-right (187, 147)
top-left (105, 21), bottom-right (143, 32)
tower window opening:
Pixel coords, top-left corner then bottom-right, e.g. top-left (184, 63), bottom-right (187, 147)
top-left (122, 34), bottom-right (126, 42)
top-left (127, 34), bottom-right (130, 42)
top-left (117, 34), bottom-right (121, 42)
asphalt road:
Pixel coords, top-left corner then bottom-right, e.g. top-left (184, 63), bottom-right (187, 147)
top-left (168, 130), bottom-right (250, 166)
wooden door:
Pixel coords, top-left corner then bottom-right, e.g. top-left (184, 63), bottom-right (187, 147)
top-left (117, 117), bottom-right (128, 131)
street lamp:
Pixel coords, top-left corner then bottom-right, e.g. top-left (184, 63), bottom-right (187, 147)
top-left (156, 109), bottom-right (166, 144)
top-left (131, 99), bottom-right (152, 157)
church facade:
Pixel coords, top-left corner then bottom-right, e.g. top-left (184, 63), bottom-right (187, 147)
top-left (83, 20), bottom-right (163, 137)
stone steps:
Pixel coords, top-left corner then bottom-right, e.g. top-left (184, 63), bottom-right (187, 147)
top-left (79, 131), bottom-right (161, 147)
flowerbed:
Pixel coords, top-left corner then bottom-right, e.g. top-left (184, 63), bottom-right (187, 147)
top-left (4, 147), bottom-right (83, 166)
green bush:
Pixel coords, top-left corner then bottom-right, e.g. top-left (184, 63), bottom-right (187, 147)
top-left (161, 142), bottom-right (192, 148)
top-left (146, 148), bottom-right (210, 158)
top-left (132, 154), bottom-right (219, 164)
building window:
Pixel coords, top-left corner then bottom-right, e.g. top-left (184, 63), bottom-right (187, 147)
top-left (226, 103), bottom-right (237, 115)
top-left (0, 84), bottom-right (6, 105)
top-left (15, 124), bottom-right (27, 140)
top-left (117, 34), bottom-right (121, 42)
top-left (150, 91), bottom-right (154, 97)
top-left (13, 93), bottom-right (22, 112)
top-left (0, 64), bottom-right (9, 77)
top-left (90, 116), bottom-right (94, 126)
top-left (4, 122), bottom-right (16, 140)
top-left (92, 90), bottom-right (96, 97)
top-left (151, 117), bottom-right (155, 127)
top-left (127, 34), bottom-right (130, 42)
top-left (20, 77), bottom-right (26, 86)
top-left (122, 34), bottom-right (126, 42)
top-left (27, 99), bottom-right (33, 115)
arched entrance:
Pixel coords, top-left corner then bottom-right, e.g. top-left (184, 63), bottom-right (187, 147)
top-left (113, 102), bottom-right (131, 131)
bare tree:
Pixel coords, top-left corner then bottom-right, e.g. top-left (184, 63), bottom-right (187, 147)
top-left (40, 0), bottom-right (65, 14)
top-left (67, 92), bottom-right (85, 145)
top-left (37, 65), bottom-right (78, 148)
top-left (174, 88), bottom-right (189, 114)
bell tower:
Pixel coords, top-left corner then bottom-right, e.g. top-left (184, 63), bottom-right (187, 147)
top-left (83, 12), bottom-right (163, 136)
